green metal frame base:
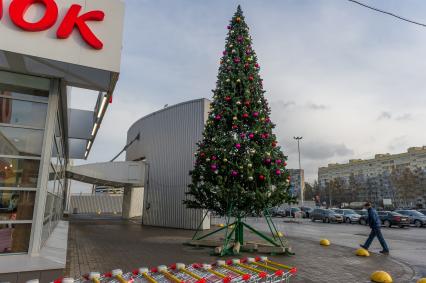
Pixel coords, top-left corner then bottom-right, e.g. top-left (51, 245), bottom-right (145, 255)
top-left (191, 210), bottom-right (294, 256)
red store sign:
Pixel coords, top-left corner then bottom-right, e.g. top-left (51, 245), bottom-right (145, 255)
top-left (0, 0), bottom-right (105, 50)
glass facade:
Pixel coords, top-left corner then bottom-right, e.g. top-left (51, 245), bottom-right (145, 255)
top-left (42, 107), bottom-right (67, 245)
top-left (0, 73), bottom-right (67, 255)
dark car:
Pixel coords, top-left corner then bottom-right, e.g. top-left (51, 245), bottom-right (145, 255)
top-left (300, 207), bottom-right (313, 218)
top-left (396, 210), bottom-right (426, 227)
top-left (355, 209), bottom-right (368, 225)
top-left (311, 208), bottom-right (343, 223)
top-left (418, 209), bottom-right (426, 216)
top-left (286, 207), bottom-right (303, 218)
top-left (377, 211), bottom-right (410, 228)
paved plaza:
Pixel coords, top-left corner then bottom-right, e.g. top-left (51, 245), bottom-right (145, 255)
top-left (65, 215), bottom-right (416, 283)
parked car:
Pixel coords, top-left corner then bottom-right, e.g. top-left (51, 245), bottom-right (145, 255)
top-left (310, 208), bottom-right (343, 223)
top-left (286, 207), bottom-right (303, 218)
top-left (334, 209), bottom-right (361, 224)
top-left (395, 210), bottom-right (426, 227)
top-left (418, 209), bottom-right (426, 216)
top-left (377, 211), bottom-right (410, 228)
top-left (355, 209), bottom-right (368, 225)
top-left (270, 207), bottom-right (286, 217)
top-left (300, 207), bottom-right (313, 218)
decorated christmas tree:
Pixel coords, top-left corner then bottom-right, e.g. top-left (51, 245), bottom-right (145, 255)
top-left (185, 7), bottom-right (295, 251)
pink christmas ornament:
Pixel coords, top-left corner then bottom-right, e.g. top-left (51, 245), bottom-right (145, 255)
top-left (231, 170), bottom-right (238, 177)
top-left (234, 57), bottom-right (241, 63)
top-left (215, 115), bottom-right (221, 120)
top-left (275, 169), bottom-right (281, 175)
top-left (276, 159), bottom-right (282, 165)
top-left (235, 143), bottom-right (241, 149)
top-left (253, 112), bottom-right (259, 117)
top-left (248, 133), bottom-right (254, 139)
top-left (211, 164), bottom-right (217, 170)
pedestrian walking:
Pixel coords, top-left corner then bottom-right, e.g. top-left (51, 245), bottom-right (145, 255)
top-left (360, 202), bottom-right (390, 254)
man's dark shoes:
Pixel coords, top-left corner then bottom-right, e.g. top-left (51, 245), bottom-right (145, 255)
top-left (379, 250), bottom-right (389, 255)
top-left (360, 244), bottom-right (368, 250)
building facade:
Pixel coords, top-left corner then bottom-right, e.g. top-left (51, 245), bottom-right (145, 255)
top-left (318, 147), bottom-right (426, 207)
top-left (318, 147), bottom-right (426, 185)
top-left (126, 99), bottom-right (211, 230)
top-left (0, 0), bottom-right (125, 280)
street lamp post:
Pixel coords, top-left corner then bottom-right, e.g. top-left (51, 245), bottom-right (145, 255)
top-left (293, 136), bottom-right (303, 206)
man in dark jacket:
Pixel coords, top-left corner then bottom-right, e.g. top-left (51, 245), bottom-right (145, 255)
top-left (360, 202), bottom-right (389, 254)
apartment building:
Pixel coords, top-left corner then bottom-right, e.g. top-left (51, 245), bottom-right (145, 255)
top-left (318, 146), bottom-right (426, 186)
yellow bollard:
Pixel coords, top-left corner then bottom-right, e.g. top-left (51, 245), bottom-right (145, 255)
top-left (417, 279), bottom-right (426, 283)
top-left (320, 239), bottom-right (330, 246)
top-left (355, 248), bottom-right (370, 257)
top-left (370, 271), bottom-right (393, 283)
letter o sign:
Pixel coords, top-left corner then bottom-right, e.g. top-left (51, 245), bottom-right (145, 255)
top-left (9, 0), bottom-right (58, 32)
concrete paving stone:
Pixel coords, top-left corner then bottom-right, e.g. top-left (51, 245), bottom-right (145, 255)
top-left (65, 216), bottom-right (415, 282)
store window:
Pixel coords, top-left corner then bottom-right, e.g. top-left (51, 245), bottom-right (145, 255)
top-left (0, 223), bottom-right (32, 254)
top-left (0, 127), bottom-right (44, 157)
top-left (0, 191), bottom-right (35, 221)
top-left (0, 157), bottom-right (40, 188)
top-left (0, 75), bottom-right (49, 255)
top-left (0, 95), bottom-right (47, 129)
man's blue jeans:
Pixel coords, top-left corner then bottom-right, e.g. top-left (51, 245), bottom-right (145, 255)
top-left (364, 227), bottom-right (389, 252)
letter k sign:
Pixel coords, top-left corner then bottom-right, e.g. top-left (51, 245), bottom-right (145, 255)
top-left (57, 4), bottom-right (105, 50)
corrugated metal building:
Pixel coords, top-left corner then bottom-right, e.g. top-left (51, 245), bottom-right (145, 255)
top-left (126, 99), bottom-right (211, 230)
top-left (70, 194), bottom-right (123, 214)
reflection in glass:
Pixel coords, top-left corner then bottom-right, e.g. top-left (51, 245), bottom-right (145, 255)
top-left (0, 127), bottom-right (44, 156)
top-left (0, 96), bottom-right (47, 129)
top-left (0, 89), bottom-right (48, 102)
top-left (0, 223), bottom-right (32, 254)
top-left (0, 158), bottom-right (40, 188)
top-left (0, 191), bottom-right (35, 221)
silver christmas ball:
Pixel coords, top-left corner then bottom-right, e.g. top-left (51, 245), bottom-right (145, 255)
top-left (206, 158), bottom-right (210, 162)
top-left (248, 163), bottom-right (253, 168)
top-left (248, 176), bottom-right (254, 181)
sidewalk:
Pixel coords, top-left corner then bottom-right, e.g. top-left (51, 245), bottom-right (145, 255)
top-left (65, 215), bottom-right (414, 283)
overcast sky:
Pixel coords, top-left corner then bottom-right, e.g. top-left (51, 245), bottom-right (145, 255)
top-left (71, 0), bottom-right (426, 191)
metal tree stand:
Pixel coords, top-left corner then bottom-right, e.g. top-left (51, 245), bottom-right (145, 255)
top-left (189, 207), bottom-right (294, 257)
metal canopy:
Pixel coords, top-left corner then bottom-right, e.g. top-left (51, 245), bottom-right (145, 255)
top-left (66, 161), bottom-right (145, 188)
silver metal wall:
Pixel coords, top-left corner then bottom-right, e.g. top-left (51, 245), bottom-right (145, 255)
top-left (126, 99), bottom-right (211, 229)
top-left (70, 194), bottom-right (123, 214)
